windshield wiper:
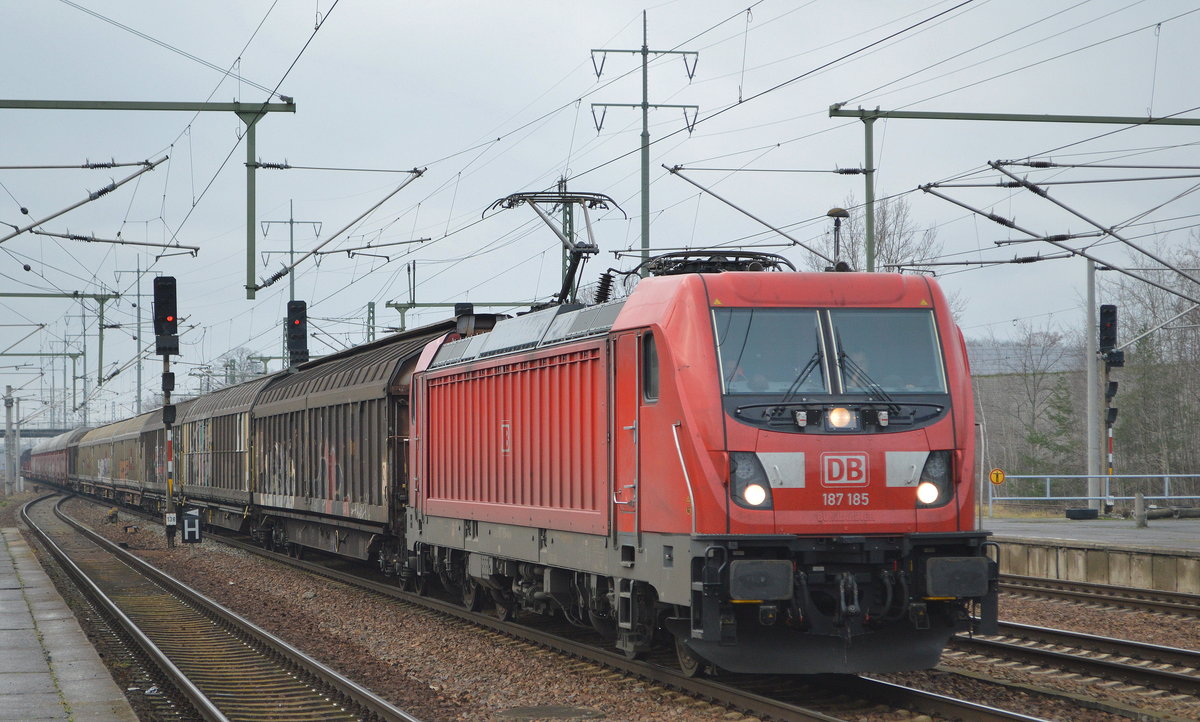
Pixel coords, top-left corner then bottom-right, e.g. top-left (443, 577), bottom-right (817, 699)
top-left (780, 351), bottom-right (822, 404)
top-left (839, 352), bottom-right (901, 412)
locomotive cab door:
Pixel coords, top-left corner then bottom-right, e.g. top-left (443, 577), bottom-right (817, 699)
top-left (611, 331), bottom-right (642, 555)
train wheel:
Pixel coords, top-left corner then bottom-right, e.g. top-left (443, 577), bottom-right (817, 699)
top-left (589, 612), bottom-right (617, 640)
top-left (494, 602), bottom-right (518, 622)
top-left (462, 578), bottom-right (487, 612)
top-left (490, 588), bottom-right (518, 621)
top-left (674, 634), bottom-right (708, 678)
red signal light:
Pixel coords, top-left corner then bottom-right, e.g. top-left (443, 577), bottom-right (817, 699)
top-left (292, 319), bottom-right (300, 325)
top-left (166, 315), bottom-right (175, 322)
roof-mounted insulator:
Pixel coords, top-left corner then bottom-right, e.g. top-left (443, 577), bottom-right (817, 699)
top-left (594, 271), bottom-right (615, 304)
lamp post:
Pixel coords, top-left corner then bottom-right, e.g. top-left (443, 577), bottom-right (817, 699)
top-left (827, 207), bottom-right (850, 270)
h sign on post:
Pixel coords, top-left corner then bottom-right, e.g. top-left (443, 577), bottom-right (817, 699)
top-left (181, 508), bottom-right (202, 544)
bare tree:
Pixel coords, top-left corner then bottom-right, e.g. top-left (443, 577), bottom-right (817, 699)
top-left (803, 193), bottom-right (944, 273)
top-left (1101, 235), bottom-right (1200, 481)
top-left (971, 322), bottom-right (1082, 477)
top-left (213, 347), bottom-right (267, 389)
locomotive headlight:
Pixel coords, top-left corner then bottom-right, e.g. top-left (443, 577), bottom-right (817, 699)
top-left (730, 452), bottom-right (774, 510)
top-left (916, 450), bottom-right (954, 508)
top-left (743, 483), bottom-right (769, 506)
top-left (824, 406), bottom-right (860, 431)
top-left (916, 481), bottom-right (941, 505)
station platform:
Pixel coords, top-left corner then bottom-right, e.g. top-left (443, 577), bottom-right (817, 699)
top-left (981, 515), bottom-right (1200, 594)
top-left (0, 527), bottom-right (137, 721)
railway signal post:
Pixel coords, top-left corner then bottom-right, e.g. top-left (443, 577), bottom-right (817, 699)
top-left (153, 276), bottom-right (179, 547)
top-left (286, 300), bottom-right (308, 367)
top-left (1099, 304), bottom-right (1122, 490)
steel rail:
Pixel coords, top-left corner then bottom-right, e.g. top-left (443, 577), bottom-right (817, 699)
top-left (49, 490), bottom-right (1048, 721)
top-left (20, 495), bottom-right (229, 722)
top-left (955, 621), bottom-right (1200, 695)
top-left (995, 621), bottom-right (1200, 672)
top-left (215, 536), bottom-right (844, 722)
top-left (1001, 574), bottom-right (1200, 616)
top-left (210, 533), bottom-right (1042, 722)
top-left (29, 495), bottom-right (421, 722)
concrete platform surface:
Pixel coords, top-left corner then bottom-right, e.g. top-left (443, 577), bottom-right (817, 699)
top-left (0, 526), bottom-right (137, 722)
top-left (982, 515), bottom-right (1200, 553)
top-left (981, 516), bottom-right (1200, 593)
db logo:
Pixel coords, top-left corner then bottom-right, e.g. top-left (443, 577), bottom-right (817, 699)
top-left (822, 453), bottom-right (869, 486)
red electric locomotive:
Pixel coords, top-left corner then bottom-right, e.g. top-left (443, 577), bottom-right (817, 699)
top-left (405, 251), bottom-right (997, 674)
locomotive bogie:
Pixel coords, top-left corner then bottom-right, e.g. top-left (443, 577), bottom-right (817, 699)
top-left (406, 515), bottom-right (692, 604)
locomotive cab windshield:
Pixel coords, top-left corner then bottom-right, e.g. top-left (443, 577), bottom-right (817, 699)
top-left (714, 306), bottom-right (950, 432)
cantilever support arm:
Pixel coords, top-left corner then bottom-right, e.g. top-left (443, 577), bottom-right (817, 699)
top-left (255, 169), bottom-right (425, 292)
top-left (0, 158), bottom-right (166, 245)
top-left (665, 165), bottom-right (833, 264)
top-left (920, 185), bottom-right (1200, 306)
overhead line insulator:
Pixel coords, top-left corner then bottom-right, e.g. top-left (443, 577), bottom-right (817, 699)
top-left (89, 181), bottom-right (117, 200)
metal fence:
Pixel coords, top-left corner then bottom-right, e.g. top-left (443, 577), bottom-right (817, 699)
top-left (986, 474), bottom-right (1200, 516)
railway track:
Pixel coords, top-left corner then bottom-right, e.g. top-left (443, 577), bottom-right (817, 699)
top-left (949, 620), bottom-right (1200, 697)
top-left (21, 494), bottom-right (419, 722)
top-left (57, 493), bottom-right (1145, 720)
top-left (193, 524), bottom-right (1041, 721)
top-left (1000, 574), bottom-right (1200, 616)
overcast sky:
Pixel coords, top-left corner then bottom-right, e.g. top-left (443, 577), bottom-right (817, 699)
top-left (4, 0), bottom-right (1199, 424)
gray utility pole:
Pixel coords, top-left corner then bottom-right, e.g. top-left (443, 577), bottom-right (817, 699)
top-left (77, 306), bottom-right (89, 427)
top-left (114, 261), bottom-right (148, 414)
top-left (261, 200), bottom-right (322, 302)
top-left (0, 292), bottom-right (118, 386)
top-left (591, 11), bottom-right (698, 272)
top-left (13, 395), bottom-right (20, 492)
top-left (247, 356), bottom-right (285, 374)
top-left (1086, 261), bottom-right (1100, 508)
top-left (4, 386), bottom-right (12, 495)
top-left (827, 105), bottom-right (1200, 273)
top-left (0, 99), bottom-right (297, 299)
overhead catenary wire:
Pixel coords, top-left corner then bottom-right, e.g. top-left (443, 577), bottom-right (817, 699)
top-left (0, 158), bottom-right (166, 245)
top-left (58, 0), bottom-right (280, 97)
top-left (839, 0), bottom-right (1094, 107)
top-left (253, 163), bottom-right (425, 173)
top-left (16, 2), bottom-right (1200, 407)
top-left (988, 162), bottom-right (1200, 290)
top-left (664, 165), bottom-right (833, 263)
top-left (567, 1), bottom-right (978, 185)
top-left (27, 0), bottom-right (325, 408)
top-left (920, 184), bottom-right (1200, 306)
top-left (255, 170), bottom-right (425, 291)
top-left (1005, 161), bottom-right (1200, 171)
top-left (28, 229), bottom-right (199, 256)
top-left (0, 160), bottom-right (155, 171)
top-left (935, 173), bottom-right (1200, 188)
top-left (672, 166), bottom-right (866, 174)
